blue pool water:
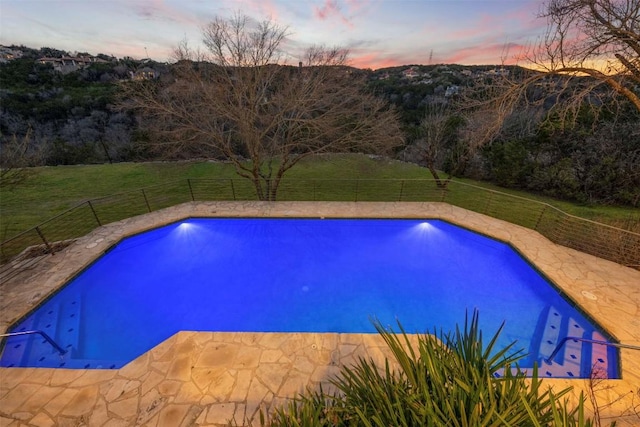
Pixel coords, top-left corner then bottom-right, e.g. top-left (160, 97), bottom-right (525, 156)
top-left (0, 218), bottom-right (618, 377)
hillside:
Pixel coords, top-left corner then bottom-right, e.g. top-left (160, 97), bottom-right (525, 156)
top-left (1, 45), bottom-right (639, 207)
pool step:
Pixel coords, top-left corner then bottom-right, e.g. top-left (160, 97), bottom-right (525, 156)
top-left (537, 307), bottom-right (610, 378)
top-left (538, 307), bottom-right (562, 360)
top-left (1, 295), bottom-right (126, 369)
top-left (56, 358), bottom-right (124, 370)
top-left (0, 311), bottom-right (61, 367)
top-left (0, 296), bottom-right (82, 368)
top-left (57, 298), bottom-right (82, 356)
top-left (0, 316), bottom-right (37, 367)
top-left (590, 332), bottom-right (609, 378)
top-left (541, 317), bottom-right (584, 378)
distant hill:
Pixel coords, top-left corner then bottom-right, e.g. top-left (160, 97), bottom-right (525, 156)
top-left (0, 44), bottom-right (516, 165)
top-left (0, 45), bottom-right (170, 165)
top-left (1, 45), bottom-right (638, 206)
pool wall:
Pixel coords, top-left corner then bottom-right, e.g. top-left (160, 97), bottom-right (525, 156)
top-left (1, 201), bottom-right (639, 425)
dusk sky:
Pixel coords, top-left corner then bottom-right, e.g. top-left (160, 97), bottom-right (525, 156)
top-left (1, 0), bottom-right (548, 69)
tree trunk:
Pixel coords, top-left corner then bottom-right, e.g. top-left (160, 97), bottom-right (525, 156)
top-left (427, 166), bottom-right (451, 189)
top-left (252, 177), bottom-right (279, 201)
top-left (252, 177), bottom-right (266, 201)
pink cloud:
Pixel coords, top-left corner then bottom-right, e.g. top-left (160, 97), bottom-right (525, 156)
top-left (345, 34), bottom-right (530, 69)
top-left (344, 0), bottom-right (370, 15)
top-left (346, 43), bottom-right (528, 69)
top-left (133, 0), bottom-right (202, 27)
top-left (314, 0), bottom-right (353, 27)
top-left (447, 2), bottom-right (544, 43)
top-left (313, 0), bottom-right (374, 29)
top-left (439, 42), bottom-right (528, 65)
top-left (315, 0), bottom-right (339, 19)
top-left (505, 1), bottom-right (545, 27)
top-left (348, 49), bottom-right (414, 70)
top-left (450, 14), bottom-right (499, 40)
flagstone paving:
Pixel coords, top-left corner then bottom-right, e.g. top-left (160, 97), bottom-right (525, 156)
top-left (1, 202), bottom-right (639, 426)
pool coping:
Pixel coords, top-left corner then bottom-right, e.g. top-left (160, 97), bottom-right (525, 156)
top-left (1, 201), bottom-right (639, 425)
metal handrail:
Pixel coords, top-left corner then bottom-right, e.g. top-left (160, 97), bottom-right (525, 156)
top-left (0, 330), bottom-right (67, 355)
top-left (545, 336), bottom-right (640, 364)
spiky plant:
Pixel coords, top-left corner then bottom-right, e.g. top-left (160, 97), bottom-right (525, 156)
top-left (264, 311), bottom-right (598, 426)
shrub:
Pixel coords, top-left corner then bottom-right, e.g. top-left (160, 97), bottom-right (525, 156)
top-left (263, 312), bottom-right (598, 426)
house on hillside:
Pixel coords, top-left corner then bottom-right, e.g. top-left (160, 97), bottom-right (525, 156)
top-left (0, 46), bottom-right (23, 63)
top-left (485, 68), bottom-right (510, 77)
top-left (132, 67), bottom-right (160, 80)
top-left (412, 78), bottom-right (433, 85)
top-left (37, 55), bottom-right (109, 73)
top-left (445, 85), bottom-right (460, 97)
top-left (402, 66), bottom-right (421, 79)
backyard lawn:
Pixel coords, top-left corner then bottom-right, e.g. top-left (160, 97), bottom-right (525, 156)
top-left (1, 154), bottom-right (638, 242)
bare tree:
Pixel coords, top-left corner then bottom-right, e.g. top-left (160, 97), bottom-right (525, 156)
top-left (533, 0), bottom-right (640, 112)
top-left (0, 129), bottom-right (42, 189)
top-left (418, 107), bottom-right (452, 188)
top-left (415, 88), bottom-right (543, 188)
top-left (406, 103), bottom-right (466, 189)
top-left (124, 13), bottom-right (403, 200)
top-left (461, 0), bottom-right (638, 144)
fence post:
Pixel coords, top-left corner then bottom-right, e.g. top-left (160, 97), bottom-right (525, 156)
top-left (398, 180), bottom-right (405, 202)
top-left (87, 200), bottom-right (102, 226)
top-left (230, 179), bottom-right (236, 201)
top-left (35, 226), bottom-right (54, 255)
top-left (534, 205), bottom-right (548, 231)
top-left (484, 192), bottom-right (494, 214)
top-left (141, 189), bottom-right (152, 212)
top-left (187, 179), bottom-right (195, 201)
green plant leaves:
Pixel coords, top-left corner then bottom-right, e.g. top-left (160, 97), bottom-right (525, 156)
top-left (263, 310), bottom-right (598, 426)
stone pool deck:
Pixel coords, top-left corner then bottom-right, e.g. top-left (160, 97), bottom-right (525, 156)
top-left (1, 201), bottom-right (639, 426)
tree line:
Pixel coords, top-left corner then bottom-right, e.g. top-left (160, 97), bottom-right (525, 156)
top-left (0, 46), bottom-right (140, 167)
top-left (1, 1), bottom-right (639, 206)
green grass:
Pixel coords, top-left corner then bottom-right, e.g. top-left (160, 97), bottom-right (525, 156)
top-left (1, 154), bottom-right (637, 242)
top-left (448, 175), bottom-right (639, 225)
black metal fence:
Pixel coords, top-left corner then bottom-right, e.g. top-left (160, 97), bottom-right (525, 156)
top-left (2, 179), bottom-right (639, 271)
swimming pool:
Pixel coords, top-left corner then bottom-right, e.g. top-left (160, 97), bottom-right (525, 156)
top-left (0, 218), bottom-right (618, 377)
